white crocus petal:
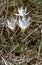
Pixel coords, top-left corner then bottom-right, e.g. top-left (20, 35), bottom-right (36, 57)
top-left (15, 11), bottom-right (30, 16)
top-left (25, 7), bottom-right (27, 13)
top-left (7, 19), bottom-right (15, 30)
top-left (25, 11), bottom-right (31, 15)
top-left (10, 16), bottom-right (16, 23)
top-left (7, 16), bottom-right (16, 30)
top-left (15, 13), bottom-right (20, 16)
top-left (18, 6), bottom-right (27, 16)
top-left (18, 16), bottom-right (31, 30)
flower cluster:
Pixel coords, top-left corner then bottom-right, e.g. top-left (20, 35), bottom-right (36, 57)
top-left (7, 6), bottom-right (32, 32)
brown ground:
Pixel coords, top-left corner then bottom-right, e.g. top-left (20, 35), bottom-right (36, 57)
top-left (0, 0), bottom-right (42, 65)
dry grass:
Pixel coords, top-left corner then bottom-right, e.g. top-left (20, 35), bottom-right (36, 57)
top-left (0, 0), bottom-right (42, 65)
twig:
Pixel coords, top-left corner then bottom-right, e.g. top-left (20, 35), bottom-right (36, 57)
top-left (1, 57), bottom-right (7, 65)
top-left (22, 24), bottom-right (42, 42)
top-left (0, 45), bottom-right (7, 47)
top-left (5, 0), bottom-right (9, 19)
top-left (7, 44), bottom-right (19, 56)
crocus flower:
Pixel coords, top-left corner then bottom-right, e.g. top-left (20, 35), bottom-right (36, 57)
top-left (18, 16), bottom-right (31, 30)
top-left (15, 7), bottom-right (32, 31)
top-left (7, 16), bottom-right (16, 30)
top-left (18, 6), bottom-right (27, 16)
top-left (15, 6), bottom-right (28, 17)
